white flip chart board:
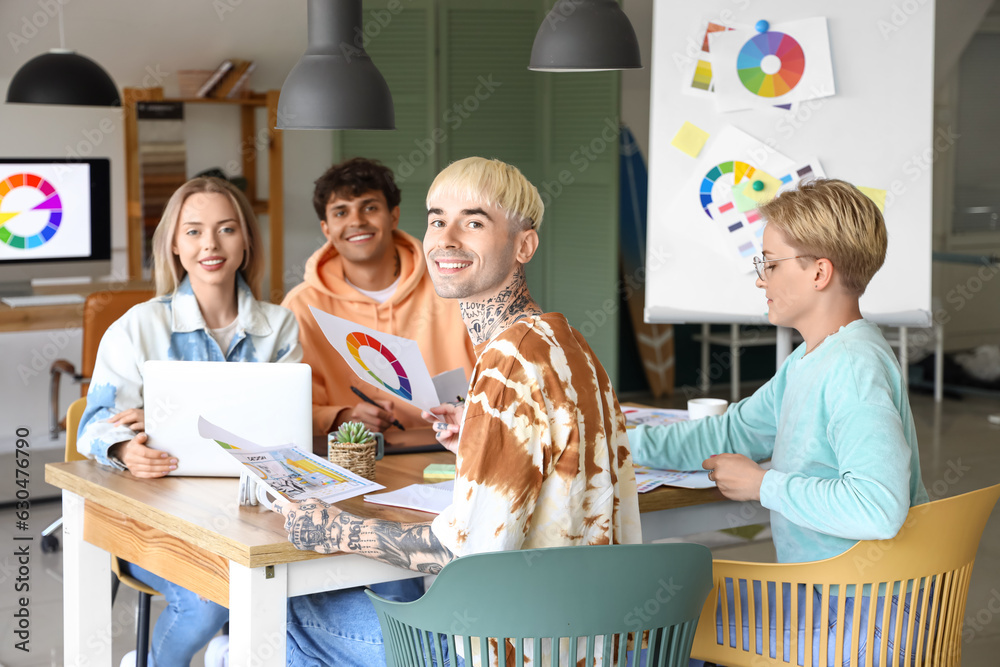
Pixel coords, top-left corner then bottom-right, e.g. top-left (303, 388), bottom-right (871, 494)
top-left (645, 1), bottom-right (934, 327)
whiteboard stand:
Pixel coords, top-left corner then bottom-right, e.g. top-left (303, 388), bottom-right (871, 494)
top-left (881, 323), bottom-right (944, 403)
top-left (695, 322), bottom-right (944, 405)
top-left (776, 327), bottom-right (794, 367)
top-left (694, 324), bottom-right (794, 402)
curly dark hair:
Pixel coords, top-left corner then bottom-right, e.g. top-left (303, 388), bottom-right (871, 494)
top-left (312, 157), bottom-right (401, 221)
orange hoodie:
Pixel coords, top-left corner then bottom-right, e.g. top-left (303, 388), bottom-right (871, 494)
top-left (282, 230), bottom-right (477, 441)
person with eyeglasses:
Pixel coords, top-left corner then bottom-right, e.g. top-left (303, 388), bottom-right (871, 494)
top-left (629, 179), bottom-right (928, 666)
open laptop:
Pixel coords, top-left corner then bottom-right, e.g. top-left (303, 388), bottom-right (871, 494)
top-left (143, 360), bottom-right (312, 476)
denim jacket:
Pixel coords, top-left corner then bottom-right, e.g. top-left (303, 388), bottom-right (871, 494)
top-left (78, 275), bottom-right (302, 468)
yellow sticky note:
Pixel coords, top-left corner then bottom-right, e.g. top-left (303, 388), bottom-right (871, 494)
top-left (857, 186), bottom-right (887, 213)
top-left (670, 122), bottom-right (710, 158)
top-left (741, 170), bottom-right (782, 204)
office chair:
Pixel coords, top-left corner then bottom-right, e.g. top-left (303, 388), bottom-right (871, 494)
top-left (42, 289), bottom-right (153, 553)
top-left (691, 483), bottom-right (1000, 666)
top-left (368, 542), bottom-right (713, 666)
top-left (48, 289), bottom-right (154, 439)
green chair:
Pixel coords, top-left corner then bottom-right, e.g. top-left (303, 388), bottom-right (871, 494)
top-left (366, 543), bottom-right (713, 667)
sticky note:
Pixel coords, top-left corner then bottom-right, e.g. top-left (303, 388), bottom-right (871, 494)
top-left (731, 181), bottom-right (761, 213)
top-left (740, 170), bottom-right (782, 204)
top-left (424, 463), bottom-right (456, 481)
top-left (857, 186), bottom-right (887, 213)
top-left (670, 122), bottom-right (710, 158)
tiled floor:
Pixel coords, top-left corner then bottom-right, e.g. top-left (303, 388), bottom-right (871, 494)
top-left (1, 390), bottom-right (998, 666)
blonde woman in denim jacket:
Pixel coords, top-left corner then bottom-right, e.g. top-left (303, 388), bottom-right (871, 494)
top-left (77, 177), bottom-right (301, 667)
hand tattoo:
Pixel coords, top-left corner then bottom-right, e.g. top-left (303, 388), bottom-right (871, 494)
top-left (284, 501), bottom-right (342, 553)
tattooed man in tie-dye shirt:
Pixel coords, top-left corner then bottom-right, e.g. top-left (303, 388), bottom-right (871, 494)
top-left (273, 157), bottom-right (640, 665)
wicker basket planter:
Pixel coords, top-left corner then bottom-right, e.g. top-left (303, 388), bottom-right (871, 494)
top-left (328, 437), bottom-right (379, 481)
top-left (327, 422), bottom-right (384, 481)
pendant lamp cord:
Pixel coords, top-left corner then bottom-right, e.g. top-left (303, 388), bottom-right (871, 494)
top-left (58, 4), bottom-right (65, 50)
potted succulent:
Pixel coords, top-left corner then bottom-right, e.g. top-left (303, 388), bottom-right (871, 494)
top-left (327, 421), bottom-right (383, 481)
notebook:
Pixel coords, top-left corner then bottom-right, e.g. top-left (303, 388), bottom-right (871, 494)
top-left (143, 360), bottom-right (312, 477)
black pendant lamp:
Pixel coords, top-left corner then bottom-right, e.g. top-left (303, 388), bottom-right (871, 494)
top-left (528, 0), bottom-right (642, 72)
top-left (6, 8), bottom-right (120, 107)
top-left (277, 0), bottom-right (394, 130)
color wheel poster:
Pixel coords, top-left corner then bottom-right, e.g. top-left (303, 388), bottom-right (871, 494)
top-left (669, 124), bottom-right (795, 269)
top-left (709, 17), bottom-right (835, 112)
top-left (309, 306), bottom-right (443, 412)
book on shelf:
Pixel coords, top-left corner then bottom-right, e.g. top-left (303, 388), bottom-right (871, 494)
top-left (211, 59), bottom-right (254, 99)
top-left (195, 59), bottom-right (234, 98)
top-left (226, 61), bottom-right (256, 98)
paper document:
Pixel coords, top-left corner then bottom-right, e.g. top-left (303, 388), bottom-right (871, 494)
top-left (309, 306), bottom-right (467, 411)
top-left (364, 480), bottom-right (454, 515)
top-left (635, 461), bottom-right (774, 492)
top-left (634, 466), bottom-right (717, 491)
top-left (622, 407), bottom-right (689, 428)
top-left (198, 417), bottom-right (383, 504)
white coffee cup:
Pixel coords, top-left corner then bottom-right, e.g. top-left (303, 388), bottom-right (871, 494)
top-left (687, 398), bottom-right (729, 420)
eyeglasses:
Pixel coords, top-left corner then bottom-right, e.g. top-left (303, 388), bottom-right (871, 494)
top-left (752, 255), bottom-right (813, 281)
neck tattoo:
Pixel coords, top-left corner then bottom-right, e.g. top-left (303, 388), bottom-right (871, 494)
top-left (459, 267), bottom-right (542, 345)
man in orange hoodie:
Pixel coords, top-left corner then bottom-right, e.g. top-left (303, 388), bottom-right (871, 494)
top-left (282, 157), bottom-right (476, 444)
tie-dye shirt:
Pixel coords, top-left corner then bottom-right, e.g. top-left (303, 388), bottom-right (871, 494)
top-left (431, 313), bottom-right (641, 556)
top-left (77, 275), bottom-right (301, 468)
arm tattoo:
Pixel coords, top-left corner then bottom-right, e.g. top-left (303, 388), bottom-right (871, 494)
top-left (284, 502), bottom-right (456, 573)
top-left (460, 267), bottom-right (542, 345)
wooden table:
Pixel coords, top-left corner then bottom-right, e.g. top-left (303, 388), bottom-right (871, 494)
top-left (0, 280), bottom-right (153, 333)
top-left (46, 451), bottom-right (762, 666)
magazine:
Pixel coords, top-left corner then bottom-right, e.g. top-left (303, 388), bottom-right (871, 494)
top-left (197, 416), bottom-right (383, 506)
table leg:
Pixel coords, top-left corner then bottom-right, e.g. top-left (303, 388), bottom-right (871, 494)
top-left (63, 490), bottom-right (112, 667)
top-left (934, 322), bottom-right (944, 403)
top-left (730, 324), bottom-right (740, 403)
top-left (229, 561), bottom-right (288, 667)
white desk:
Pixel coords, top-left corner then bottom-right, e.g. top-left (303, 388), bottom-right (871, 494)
top-left (47, 454), bottom-right (764, 666)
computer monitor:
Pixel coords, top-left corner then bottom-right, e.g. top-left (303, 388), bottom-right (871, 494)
top-left (0, 158), bottom-right (112, 296)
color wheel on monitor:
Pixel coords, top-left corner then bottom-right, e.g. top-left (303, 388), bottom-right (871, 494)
top-left (0, 173), bottom-right (63, 249)
top-left (346, 331), bottom-right (412, 401)
top-left (737, 31), bottom-right (805, 98)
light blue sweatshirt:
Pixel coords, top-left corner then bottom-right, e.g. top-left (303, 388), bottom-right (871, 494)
top-left (629, 319), bottom-right (928, 563)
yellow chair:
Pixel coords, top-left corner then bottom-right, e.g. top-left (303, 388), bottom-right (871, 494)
top-left (64, 396), bottom-right (161, 667)
top-left (692, 483), bottom-right (1000, 667)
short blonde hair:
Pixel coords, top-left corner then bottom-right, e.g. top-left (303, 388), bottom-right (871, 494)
top-left (759, 179), bottom-right (886, 296)
top-left (427, 157), bottom-right (544, 231)
top-left (151, 177), bottom-right (264, 298)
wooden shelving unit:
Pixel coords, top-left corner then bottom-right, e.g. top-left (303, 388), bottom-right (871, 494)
top-left (122, 87), bottom-right (285, 302)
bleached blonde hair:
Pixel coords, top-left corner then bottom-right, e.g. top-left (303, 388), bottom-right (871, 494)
top-left (427, 157), bottom-right (544, 232)
top-left (151, 177), bottom-right (264, 298)
top-left (759, 178), bottom-right (886, 296)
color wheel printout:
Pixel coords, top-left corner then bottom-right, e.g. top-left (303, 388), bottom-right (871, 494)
top-left (709, 17), bottom-right (835, 112)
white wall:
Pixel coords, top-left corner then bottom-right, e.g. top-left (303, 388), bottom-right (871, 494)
top-left (0, 0), bottom-right (336, 451)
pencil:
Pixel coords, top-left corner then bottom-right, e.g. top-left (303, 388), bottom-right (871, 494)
top-left (350, 386), bottom-right (406, 431)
